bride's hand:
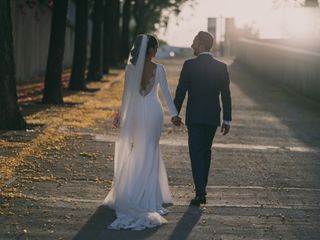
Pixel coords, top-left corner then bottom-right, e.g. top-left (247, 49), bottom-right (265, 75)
top-left (112, 111), bottom-right (120, 129)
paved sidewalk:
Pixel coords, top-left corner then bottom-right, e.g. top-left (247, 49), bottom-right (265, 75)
top-left (1, 59), bottom-right (320, 239)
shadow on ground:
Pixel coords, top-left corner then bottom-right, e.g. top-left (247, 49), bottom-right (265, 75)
top-left (73, 205), bottom-right (158, 240)
top-left (73, 205), bottom-right (202, 240)
top-left (168, 205), bottom-right (202, 240)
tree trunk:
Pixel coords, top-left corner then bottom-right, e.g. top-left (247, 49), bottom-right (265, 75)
top-left (133, 0), bottom-right (147, 37)
top-left (304, 0), bottom-right (319, 7)
top-left (109, 0), bottom-right (121, 67)
top-left (42, 0), bottom-right (68, 104)
top-left (121, 0), bottom-right (132, 61)
top-left (0, 0), bottom-right (26, 130)
top-left (102, 0), bottom-right (111, 74)
top-left (69, 0), bottom-right (88, 91)
top-left (86, 0), bottom-right (103, 82)
top-left (134, 16), bottom-right (144, 36)
top-left (135, 21), bottom-right (147, 36)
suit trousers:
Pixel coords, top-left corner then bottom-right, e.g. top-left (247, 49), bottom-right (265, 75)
top-left (187, 124), bottom-right (218, 196)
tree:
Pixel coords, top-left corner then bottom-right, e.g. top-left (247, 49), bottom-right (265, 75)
top-left (0, 0), bottom-right (26, 130)
top-left (304, 0), bottom-right (319, 7)
top-left (86, 0), bottom-right (103, 82)
top-left (132, 0), bottom-right (150, 36)
top-left (42, 0), bottom-right (69, 104)
top-left (102, 0), bottom-right (111, 74)
top-left (121, 0), bottom-right (132, 61)
top-left (102, 0), bottom-right (121, 71)
top-left (132, 0), bottom-right (190, 37)
top-left (273, 0), bottom-right (319, 7)
top-left (69, 0), bottom-right (89, 90)
top-left (109, 0), bottom-right (121, 66)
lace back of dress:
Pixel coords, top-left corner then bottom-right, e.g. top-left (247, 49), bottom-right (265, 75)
top-left (139, 67), bottom-right (156, 96)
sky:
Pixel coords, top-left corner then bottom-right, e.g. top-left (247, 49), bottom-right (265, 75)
top-left (158, 0), bottom-right (319, 47)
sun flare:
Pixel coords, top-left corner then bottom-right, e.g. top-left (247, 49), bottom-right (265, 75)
top-left (159, 0), bottom-right (320, 46)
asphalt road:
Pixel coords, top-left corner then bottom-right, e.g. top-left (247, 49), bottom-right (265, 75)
top-left (1, 58), bottom-right (320, 240)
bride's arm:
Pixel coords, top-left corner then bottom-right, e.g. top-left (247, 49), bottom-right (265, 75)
top-left (158, 64), bottom-right (178, 117)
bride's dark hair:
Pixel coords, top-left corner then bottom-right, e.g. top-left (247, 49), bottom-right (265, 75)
top-left (130, 34), bottom-right (158, 65)
top-left (146, 34), bottom-right (158, 55)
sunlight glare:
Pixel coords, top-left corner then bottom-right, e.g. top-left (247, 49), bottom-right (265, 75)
top-left (159, 0), bottom-right (320, 47)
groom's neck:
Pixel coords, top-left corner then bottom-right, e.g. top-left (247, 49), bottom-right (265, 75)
top-left (198, 47), bottom-right (208, 55)
top-left (197, 50), bottom-right (210, 56)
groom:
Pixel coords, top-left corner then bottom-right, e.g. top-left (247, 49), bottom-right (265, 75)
top-left (172, 31), bottom-right (232, 206)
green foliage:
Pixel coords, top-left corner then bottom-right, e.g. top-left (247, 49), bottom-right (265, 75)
top-left (15, 0), bottom-right (52, 9)
top-left (132, 0), bottom-right (194, 35)
top-left (14, 0), bottom-right (52, 23)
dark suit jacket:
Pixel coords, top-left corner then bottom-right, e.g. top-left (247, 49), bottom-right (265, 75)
top-left (174, 54), bottom-right (232, 126)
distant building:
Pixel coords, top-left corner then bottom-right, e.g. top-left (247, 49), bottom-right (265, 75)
top-left (208, 18), bottom-right (217, 39)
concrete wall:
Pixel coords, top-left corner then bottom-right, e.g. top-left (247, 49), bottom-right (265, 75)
top-left (235, 38), bottom-right (320, 101)
top-left (11, 2), bottom-right (75, 84)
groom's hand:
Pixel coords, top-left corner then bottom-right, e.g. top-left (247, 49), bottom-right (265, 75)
top-left (221, 122), bottom-right (230, 136)
top-left (171, 116), bottom-right (182, 126)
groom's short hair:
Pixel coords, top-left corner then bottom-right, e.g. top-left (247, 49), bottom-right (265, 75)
top-left (197, 31), bottom-right (214, 51)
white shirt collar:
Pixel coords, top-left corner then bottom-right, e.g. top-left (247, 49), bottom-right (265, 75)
top-left (199, 52), bottom-right (212, 56)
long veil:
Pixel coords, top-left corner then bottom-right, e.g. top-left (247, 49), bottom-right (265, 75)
top-left (103, 34), bottom-right (148, 207)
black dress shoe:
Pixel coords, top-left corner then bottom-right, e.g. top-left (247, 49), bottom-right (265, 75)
top-left (190, 196), bottom-right (206, 206)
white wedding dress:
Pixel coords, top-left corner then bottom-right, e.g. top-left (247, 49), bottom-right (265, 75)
top-left (103, 35), bottom-right (178, 230)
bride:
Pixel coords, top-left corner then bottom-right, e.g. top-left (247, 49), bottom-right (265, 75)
top-left (103, 34), bottom-right (181, 230)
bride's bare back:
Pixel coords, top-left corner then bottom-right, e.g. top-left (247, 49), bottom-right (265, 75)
top-left (141, 62), bottom-right (157, 90)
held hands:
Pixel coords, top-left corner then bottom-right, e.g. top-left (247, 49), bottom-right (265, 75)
top-left (171, 115), bottom-right (182, 126)
top-left (221, 122), bottom-right (230, 136)
top-left (112, 111), bottom-right (120, 129)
